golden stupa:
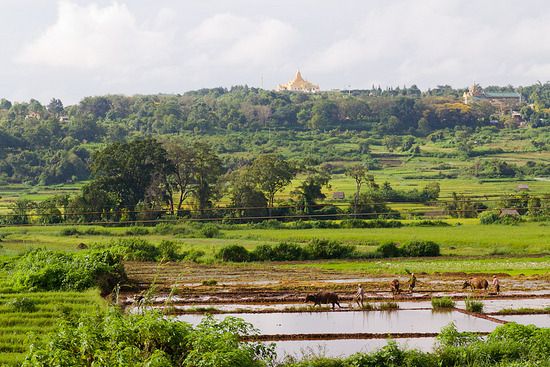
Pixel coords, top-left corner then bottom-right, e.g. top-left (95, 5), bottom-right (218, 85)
top-left (277, 70), bottom-right (320, 93)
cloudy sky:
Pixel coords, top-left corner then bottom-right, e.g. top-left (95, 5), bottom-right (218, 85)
top-left (2, 0), bottom-right (550, 105)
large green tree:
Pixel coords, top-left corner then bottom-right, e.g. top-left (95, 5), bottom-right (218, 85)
top-left (88, 138), bottom-right (174, 215)
top-left (250, 154), bottom-right (296, 217)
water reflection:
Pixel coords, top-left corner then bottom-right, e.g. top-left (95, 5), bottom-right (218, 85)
top-left (274, 337), bottom-right (436, 361)
top-left (175, 309), bottom-right (499, 335)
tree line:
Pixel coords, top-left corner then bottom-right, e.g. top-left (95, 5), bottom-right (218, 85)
top-left (3, 82), bottom-right (550, 185)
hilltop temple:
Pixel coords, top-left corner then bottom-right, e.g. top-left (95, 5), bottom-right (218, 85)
top-left (463, 83), bottom-right (522, 106)
top-left (277, 70), bottom-right (320, 93)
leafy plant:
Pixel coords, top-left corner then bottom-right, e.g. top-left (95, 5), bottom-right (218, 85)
top-left (465, 296), bottom-right (484, 313)
top-left (215, 244), bottom-right (249, 262)
top-left (431, 297), bottom-right (456, 308)
top-left (5, 297), bottom-right (37, 312)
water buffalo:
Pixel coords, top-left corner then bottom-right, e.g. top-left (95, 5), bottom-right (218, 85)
top-left (305, 291), bottom-right (341, 309)
top-left (390, 279), bottom-right (400, 296)
top-left (462, 278), bottom-right (488, 291)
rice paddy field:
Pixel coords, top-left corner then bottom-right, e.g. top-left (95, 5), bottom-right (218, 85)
top-left (0, 287), bottom-right (105, 366)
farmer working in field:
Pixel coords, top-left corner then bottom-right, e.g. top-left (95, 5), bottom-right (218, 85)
top-left (492, 275), bottom-right (500, 294)
top-left (354, 284), bottom-right (364, 307)
top-left (408, 273), bottom-right (417, 292)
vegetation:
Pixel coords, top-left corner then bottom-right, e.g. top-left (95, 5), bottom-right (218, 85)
top-left (431, 297), bottom-right (456, 309)
top-left (23, 309), bottom-right (275, 367)
top-left (464, 297), bottom-right (484, 313)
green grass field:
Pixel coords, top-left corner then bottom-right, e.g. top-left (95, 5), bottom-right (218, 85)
top-left (0, 289), bottom-right (105, 366)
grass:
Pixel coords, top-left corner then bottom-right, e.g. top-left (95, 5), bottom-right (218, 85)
top-left (465, 297), bottom-right (484, 313)
top-left (277, 256), bottom-right (550, 276)
top-left (0, 288), bottom-right (106, 366)
top-left (494, 306), bottom-right (550, 314)
top-left (431, 297), bottom-right (456, 308)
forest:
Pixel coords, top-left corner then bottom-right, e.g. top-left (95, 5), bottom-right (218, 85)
top-left (3, 83), bottom-right (550, 224)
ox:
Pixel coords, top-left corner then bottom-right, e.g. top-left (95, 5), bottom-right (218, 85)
top-left (305, 291), bottom-right (341, 309)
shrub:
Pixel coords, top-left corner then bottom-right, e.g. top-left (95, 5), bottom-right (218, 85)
top-left (400, 240), bottom-right (440, 257)
top-left (304, 238), bottom-right (356, 259)
top-left (23, 308), bottom-right (275, 367)
top-left (158, 240), bottom-right (181, 261)
top-left (125, 226), bottom-right (150, 236)
top-left (198, 224), bottom-right (220, 238)
top-left (216, 244), bottom-right (249, 262)
top-left (5, 297), bottom-right (37, 312)
top-left (374, 241), bottom-right (400, 258)
top-left (407, 220), bottom-right (451, 227)
top-left (465, 297), bottom-right (484, 313)
top-left (10, 248), bottom-right (126, 294)
top-left (250, 244), bottom-right (275, 261)
top-left (152, 222), bottom-right (175, 235)
top-left (100, 238), bottom-right (161, 261)
top-left (431, 297), bottom-right (456, 308)
top-left (182, 250), bottom-right (206, 263)
top-left (271, 242), bottom-right (308, 261)
top-left (249, 219), bottom-right (285, 229)
top-left (340, 219), bottom-right (368, 228)
top-left (59, 227), bottom-right (80, 236)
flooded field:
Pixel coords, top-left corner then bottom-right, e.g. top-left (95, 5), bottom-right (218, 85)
top-left (273, 337), bottom-right (437, 361)
top-left (122, 260), bottom-right (550, 359)
top-left (175, 309), bottom-right (500, 335)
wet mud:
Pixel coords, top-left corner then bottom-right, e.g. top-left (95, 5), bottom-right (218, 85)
top-left (120, 259), bottom-right (550, 356)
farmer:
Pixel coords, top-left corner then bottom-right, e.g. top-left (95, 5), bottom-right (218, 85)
top-left (492, 275), bottom-right (500, 294)
top-left (354, 284), bottom-right (364, 307)
top-left (408, 273), bottom-right (417, 292)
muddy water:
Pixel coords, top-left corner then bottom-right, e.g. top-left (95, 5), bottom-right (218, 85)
top-left (456, 298), bottom-right (550, 313)
top-left (493, 314), bottom-right (550, 328)
top-left (175, 310), bottom-right (500, 335)
top-left (273, 337), bottom-right (436, 361)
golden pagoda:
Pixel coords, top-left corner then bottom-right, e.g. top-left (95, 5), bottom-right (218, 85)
top-left (277, 70), bottom-right (320, 93)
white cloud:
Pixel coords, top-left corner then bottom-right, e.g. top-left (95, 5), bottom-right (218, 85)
top-left (16, 1), bottom-right (172, 71)
top-left (184, 14), bottom-right (298, 68)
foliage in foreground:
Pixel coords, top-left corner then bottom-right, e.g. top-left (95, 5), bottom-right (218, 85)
top-left (23, 308), bottom-right (275, 367)
top-left (284, 322), bottom-right (550, 367)
top-left (9, 248), bottom-right (126, 295)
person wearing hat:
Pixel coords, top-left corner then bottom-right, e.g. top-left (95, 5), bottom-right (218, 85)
top-left (408, 273), bottom-right (417, 292)
top-left (492, 275), bottom-right (500, 294)
top-left (354, 284), bottom-right (364, 307)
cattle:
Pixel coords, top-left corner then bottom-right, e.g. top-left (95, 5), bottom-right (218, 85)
top-left (390, 279), bottom-right (400, 296)
top-left (462, 278), bottom-right (488, 292)
top-left (305, 291), bottom-right (341, 309)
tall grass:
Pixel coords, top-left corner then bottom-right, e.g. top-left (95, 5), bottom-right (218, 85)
top-left (431, 297), bottom-right (456, 308)
top-left (465, 297), bottom-right (484, 313)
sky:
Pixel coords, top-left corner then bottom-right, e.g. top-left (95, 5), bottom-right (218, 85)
top-left (2, 0), bottom-right (550, 106)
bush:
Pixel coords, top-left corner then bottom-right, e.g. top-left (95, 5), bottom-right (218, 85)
top-left (10, 248), bottom-right (126, 294)
top-left (431, 297), bottom-right (456, 308)
top-left (407, 220), bottom-right (451, 227)
top-left (23, 308), bottom-right (275, 367)
top-left (152, 222), bottom-right (175, 235)
top-left (304, 238), bottom-right (356, 259)
top-left (91, 238), bottom-right (161, 261)
top-left (374, 241), bottom-right (400, 258)
top-left (251, 244), bottom-right (275, 261)
top-left (182, 250), bottom-right (206, 263)
top-left (400, 240), bottom-right (440, 257)
top-left (249, 219), bottom-right (285, 229)
top-left (340, 219), bottom-right (368, 228)
top-left (125, 226), bottom-right (150, 236)
top-left (272, 242), bottom-right (308, 261)
top-left (465, 297), bottom-right (484, 313)
top-left (59, 227), bottom-right (80, 236)
top-left (158, 240), bottom-right (181, 261)
top-left (216, 244), bottom-right (249, 262)
top-left (198, 224), bottom-right (220, 238)
top-left (5, 297), bottom-right (37, 312)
